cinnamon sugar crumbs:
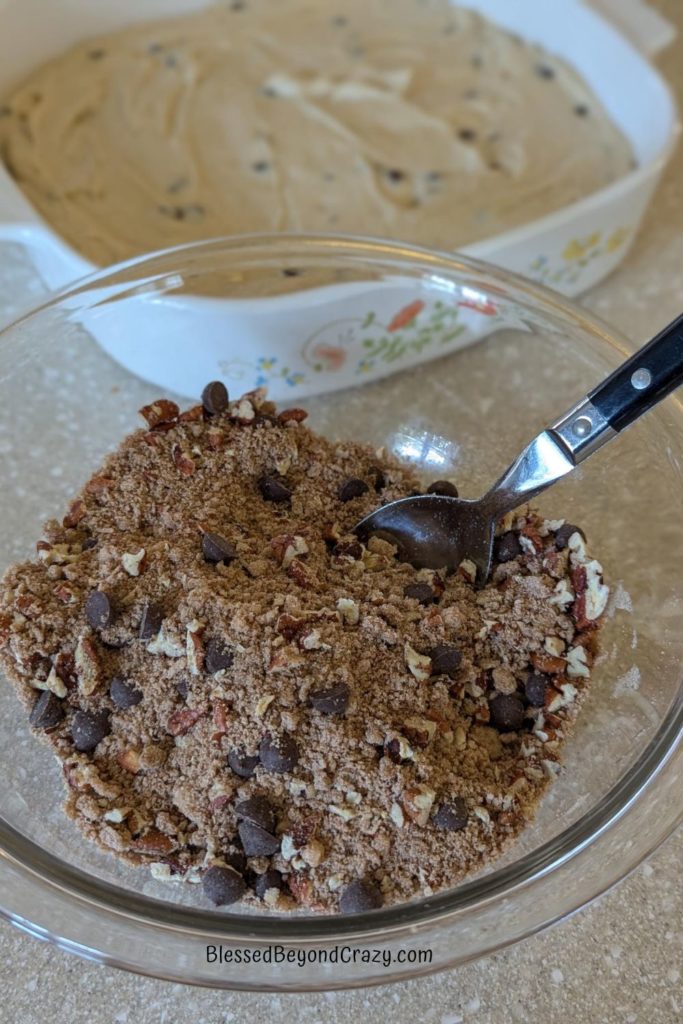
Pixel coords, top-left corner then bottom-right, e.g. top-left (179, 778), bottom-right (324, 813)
top-left (0, 386), bottom-right (608, 913)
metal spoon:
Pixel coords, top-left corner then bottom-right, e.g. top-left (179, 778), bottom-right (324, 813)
top-left (355, 311), bottom-right (683, 583)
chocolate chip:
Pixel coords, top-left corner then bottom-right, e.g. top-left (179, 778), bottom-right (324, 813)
top-left (339, 478), bottom-right (369, 503)
top-left (202, 532), bottom-right (237, 564)
top-left (205, 638), bottom-right (234, 674)
top-left (339, 879), bottom-right (383, 914)
top-left (254, 869), bottom-right (283, 898)
top-left (430, 644), bottom-right (462, 678)
top-left (252, 160), bottom-right (270, 172)
top-left (235, 796), bottom-right (276, 832)
top-left (574, 104), bottom-right (590, 117)
top-left (71, 709), bottom-right (110, 752)
top-left (238, 820), bottom-right (280, 857)
top-left (259, 732), bottom-right (299, 773)
top-left (139, 601), bottom-right (163, 640)
top-left (385, 168), bottom-right (405, 183)
top-left (82, 537), bottom-right (98, 551)
top-left (227, 747), bottom-right (260, 779)
top-left (29, 690), bottom-right (64, 730)
top-left (88, 48), bottom-right (106, 60)
top-left (370, 466), bottom-right (387, 492)
top-left (309, 681), bottom-right (350, 715)
top-left (201, 380), bottom-right (229, 415)
top-left (258, 475), bottom-right (292, 503)
top-left (458, 128), bottom-right (477, 142)
top-left (110, 676), bottom-right (143, 709)
top-left (176, 678), bottom-right (189, 700)
top-left (536, 64), bottom-right (555, 79)
top-left (524, 672), bottom-right (549, 706)
top-left (494, 531), bottom-right (521, 563)
top-left (426, 479), bottom-right (459, 497)
top-left (282, 268), bottom-right (301, 277)
top-left (489, 693), bottom-right (525, 732)
top-left (201, 865), bottom-right (246, 906)
top-left (403, 582), bottom-right (436, 606)
top-left (432, 797), bottom-right (469, 832)
top-left (85, 590), bottom-right (113, 630)
top-left (554, 523), bottom-right (585, 550)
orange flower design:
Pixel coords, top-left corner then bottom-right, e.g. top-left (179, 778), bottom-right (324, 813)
top-left (387, 300), bottom-right (425, 332)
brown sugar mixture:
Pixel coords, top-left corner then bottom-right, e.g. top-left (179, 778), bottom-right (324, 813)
top-left (0, 384), bottom-right (609, 914)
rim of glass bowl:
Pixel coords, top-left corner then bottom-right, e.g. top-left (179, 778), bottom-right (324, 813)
top-left (0, 233), bottom-right (681, 952)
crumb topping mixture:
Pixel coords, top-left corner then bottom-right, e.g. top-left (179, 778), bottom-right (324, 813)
top-left (0, 384), bottom-right (609, 913)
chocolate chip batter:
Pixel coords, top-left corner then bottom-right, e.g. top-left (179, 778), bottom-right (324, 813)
top-left (0, 0), bottom-right (633, 264)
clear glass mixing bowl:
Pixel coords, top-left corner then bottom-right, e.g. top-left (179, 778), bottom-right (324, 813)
top-left (0, 235), bottom-right (681, 990)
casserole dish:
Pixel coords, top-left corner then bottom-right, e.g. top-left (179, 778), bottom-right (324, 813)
top-left (0, 236), bottom-right (681, 989)
top-left (0, 0), bottom-right (678, 402)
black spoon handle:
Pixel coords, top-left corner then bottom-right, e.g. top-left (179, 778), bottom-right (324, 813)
top-left (587, 311), bottom-right (683, 431)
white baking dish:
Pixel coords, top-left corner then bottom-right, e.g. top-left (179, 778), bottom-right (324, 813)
top-left (0, 0), bottom-right (678, 401)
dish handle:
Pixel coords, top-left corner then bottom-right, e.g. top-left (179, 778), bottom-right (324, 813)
top-left (589, 0), bottom-right (676, 56)
top-left (0, 169), bottom-right (92, 290)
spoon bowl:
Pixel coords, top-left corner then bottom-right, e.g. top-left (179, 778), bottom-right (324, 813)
top-left (355, 494), bottom-right (495, 578)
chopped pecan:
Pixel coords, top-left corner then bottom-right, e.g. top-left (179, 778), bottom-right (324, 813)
top-left (403, 715), bottom-right (438, 747)
top-left (530, 651), bottom-right (567, 675)
top-left (139, 399), bottom-right (179, 429)
top-left (321, 522), bottom-right (343, 546)
top-left (122, 548), bottom-right (146, 577)
top-left (85, 475), bottom-right (113, 495)
top-left (178, 404), bottom-right (204, 423)
top-left (186, 624), bottom-right (205, 676)
top-left (15, 593), bottom-right (44, 618)
top-left (54, 651), bottom-right (77, 689)
top-left (166, 707), bottom-right (204, 736)
top-left (519, 524), bottom-right (544, 554)
top-left (288, 873), bottom-right (313, 906)
top-left (63, 499), bottom-right (86, 528)
top-left (231, 398), bottom-right (256, 424)
top-left (271, 533), bottom-right (309, 567)
top-left (211, 698), bottom-right (230, 738)
top-left (171, 444), bottom-right (195, 476)
top-left (117, 748), bottom-right (142, 774)
top-left (206, 427), bottom-right (225, 450)
top-left (278, 407), bottom-right (308, 426)
top-left (131, 830), bottom-right (178, 856)
top-left (290, 813), bottom-right (320, 849)
top-left (75, 635), bottom-right (102, 695)
top-left (404, 642), bottom-right (432, 681)
top-left (287, 558), bottom-right (316, 588)
top-left (54, 583), bottom-right (77, 605)
top-left (0, 612), bottom-right (12, 647)
top-left (402, 784), bottom-right (436, 826)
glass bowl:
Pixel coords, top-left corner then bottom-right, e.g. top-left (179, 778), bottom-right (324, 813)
top-left (0, 235), bottom-right (681, 990)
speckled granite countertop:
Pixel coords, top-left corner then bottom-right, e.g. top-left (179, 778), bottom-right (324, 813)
top-left (1, 2), bottom-right (682, 1021)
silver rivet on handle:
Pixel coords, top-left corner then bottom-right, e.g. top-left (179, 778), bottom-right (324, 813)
top-left (631, 367), bottom-right (652, 390)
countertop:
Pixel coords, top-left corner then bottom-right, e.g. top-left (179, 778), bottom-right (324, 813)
top-left (0, 1), bottom-right (682, 1020)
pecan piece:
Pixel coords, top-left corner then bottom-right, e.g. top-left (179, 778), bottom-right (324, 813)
top-left (131, 830), bottom-right (178, 856)
top-left (63, 499), bottom-right (87, 528)
top-left (75, 635), bottom-right (102, 696)
top-left (171, 443), bottom-right (196, 476)
top-left (287, 558), bottom-right (316, 588)
top-left (139, 399), bottom-right (179, 429)
top-left (166, 707), bottom-right (204, 736)
top-left (278, 408), bottom-right (308, 426)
